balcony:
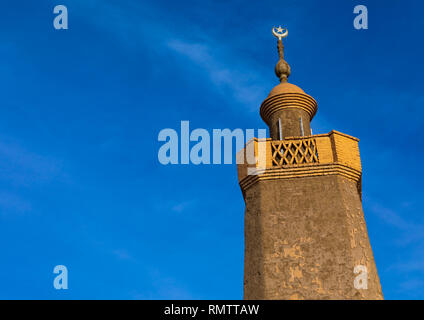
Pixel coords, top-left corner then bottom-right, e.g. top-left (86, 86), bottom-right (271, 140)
top-left (237, 130), bottom-right (362, 194)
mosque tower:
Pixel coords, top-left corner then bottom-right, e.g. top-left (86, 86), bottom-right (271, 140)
top-left (237, 27), bottom-right (383, 299)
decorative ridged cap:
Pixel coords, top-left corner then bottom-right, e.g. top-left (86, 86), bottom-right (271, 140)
top-left (260, 91), bottom-right (317, 126)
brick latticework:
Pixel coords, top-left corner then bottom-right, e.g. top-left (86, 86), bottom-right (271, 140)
top-left (271, 138), bottom-right (318, 166)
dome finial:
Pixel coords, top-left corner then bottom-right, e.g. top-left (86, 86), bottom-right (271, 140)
top-left (272, 26), bottom-right (291, 83)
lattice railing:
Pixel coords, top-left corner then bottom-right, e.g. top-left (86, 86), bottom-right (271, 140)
top-left (271, 138), bottom-right (319, 167)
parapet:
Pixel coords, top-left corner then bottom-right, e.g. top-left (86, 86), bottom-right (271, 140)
top-left (237, 130), bottom-right (362, 196)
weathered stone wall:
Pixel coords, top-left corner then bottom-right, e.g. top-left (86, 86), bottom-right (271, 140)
top-left (243, 174), bottom-right (383, 300)
top-left (268, 108), bottom-right (311, 140)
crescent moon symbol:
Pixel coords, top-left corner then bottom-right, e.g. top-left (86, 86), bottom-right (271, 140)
top-left (272, 27), bottom-right (288, 39)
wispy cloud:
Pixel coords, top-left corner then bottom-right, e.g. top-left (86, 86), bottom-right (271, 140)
top-left (388, 260), bottom-right (424, 273)
top-left (0, 191), bottom-right (32, 214)
top-left (369, 200), bottom-right (424, 292)
top-left (0, 139), bottom-right (66, 187)
top-left (370, 203), bottom-right (413, 231)
top-left (128, 267), bottom-right (194, 300)
top-left (72, 0), bottom-right (270, 111)
top-left (370, 202), bottom-right (424, 246)
top-left (167, 39), bottom-right (268, 109)
top-left (112, 249), bottom-right (132, 260)
top-left (148, 269), bottom-right (194, 300)
top-left (399, 279), bottom-right (424, 291)
top-left (171, 200), bottom-right (197, 213)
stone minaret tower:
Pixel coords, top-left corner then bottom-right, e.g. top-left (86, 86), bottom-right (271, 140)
top-left (237, 27), bottom-right (383, 300)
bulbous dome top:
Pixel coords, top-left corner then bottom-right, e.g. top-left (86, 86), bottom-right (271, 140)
top-left (268, 82), bottom-right (305, 97)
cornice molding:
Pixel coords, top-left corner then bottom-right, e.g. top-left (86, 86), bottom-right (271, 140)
top-left (260, 93), bottom-right (318, 125)
top-left (239, 162), bottom-right (361, 192)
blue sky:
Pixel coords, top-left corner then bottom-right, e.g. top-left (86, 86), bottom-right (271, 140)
top-left (0, 0), bottom-right (423, 299)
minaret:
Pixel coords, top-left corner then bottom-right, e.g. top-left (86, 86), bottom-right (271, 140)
top-left (237, 27), bottom-right (383, 300)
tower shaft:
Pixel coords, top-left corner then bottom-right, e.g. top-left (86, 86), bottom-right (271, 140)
top-left (238, 132), bottom-right (383, 299)
top-left (237, 27), bottom-right (383, 299)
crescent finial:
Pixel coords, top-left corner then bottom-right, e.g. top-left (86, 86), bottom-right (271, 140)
top-left (272, 26), bottom-right (288, 40)
top-left (272, 26), bottom-right (290, 83)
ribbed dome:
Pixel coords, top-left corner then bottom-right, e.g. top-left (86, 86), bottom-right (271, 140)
top-left (268, 82), bottom-right (304, 97)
